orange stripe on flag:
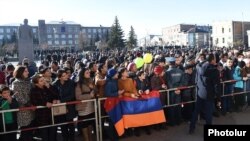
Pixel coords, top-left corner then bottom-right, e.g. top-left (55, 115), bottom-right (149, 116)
top-left (114, 119), bottom-right (125, 136)
top-left (122, 110), bottom-right (166, 128)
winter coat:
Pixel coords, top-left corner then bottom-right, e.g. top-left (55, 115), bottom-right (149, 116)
top-left (12, 78), bottom-right (34, 127)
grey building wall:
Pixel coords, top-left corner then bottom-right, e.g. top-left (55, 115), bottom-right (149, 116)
top-left (1, 20), bottom-right (111, 51)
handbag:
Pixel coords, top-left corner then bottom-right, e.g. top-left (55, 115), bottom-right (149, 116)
top-left (53, 105), bottom-right (67, 116)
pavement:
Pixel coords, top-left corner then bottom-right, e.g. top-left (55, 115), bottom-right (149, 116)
top-left (13, 105), bottom-right (250, 141)
top-left (117, 107), bottom-right (250, 141)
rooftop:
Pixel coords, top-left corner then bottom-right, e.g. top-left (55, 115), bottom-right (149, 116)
top-left (47, 21), bottom-right (80, 25)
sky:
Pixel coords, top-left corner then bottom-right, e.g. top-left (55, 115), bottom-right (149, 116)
top-left (0, 0), bottom-right (250, 39)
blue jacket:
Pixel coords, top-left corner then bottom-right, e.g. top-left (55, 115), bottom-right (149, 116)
top-left (165, 66), bottom-right (184, 88)
top-left (196, 62), bottom-right (221, 100)
top-left (233, 66), bottom-right (244, 89)
top-left (105, 78), bottom-right (119, 97)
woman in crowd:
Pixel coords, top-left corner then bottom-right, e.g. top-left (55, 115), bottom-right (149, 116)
top-left (95, 63), bottom-right (107, 98)
top-left (118, 67), bottom-right (141, 136)
top-left (12, 66), bottom-right (34, 141)
top-left (233, 61), bottom-right (248, 112)
top-left (222, 58), bottom-right (235, 115)
top-left (135, 70), bottom-right (151, 135)
top-left (75, 68), bottom-right (96, 141)
top-left (30, 74), bottom-right (57, 141)
top-left (150, 65), bottom-right (168, 130)
top-left (118, 67), bottom-right (139, 99)
top-left (52, 69), bottom-right (76, 141)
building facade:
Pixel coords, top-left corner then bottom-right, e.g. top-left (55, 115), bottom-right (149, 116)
top-left (139, 35), bottom-right (161, 47)
top-left (212, 21), bottom-right (250, 48)
top-left (0, 25), bottom-right (38, 45)
top-left (162, 24), bottom-right (211, 48)
top-left (0, 20), bottom-right (111, 51)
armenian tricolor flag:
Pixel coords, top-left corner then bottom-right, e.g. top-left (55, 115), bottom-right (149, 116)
top-left (104, 90), bottom-right (166, 136)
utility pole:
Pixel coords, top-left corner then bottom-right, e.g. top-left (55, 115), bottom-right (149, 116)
top-left (242, 12), bottom-right (245, 48)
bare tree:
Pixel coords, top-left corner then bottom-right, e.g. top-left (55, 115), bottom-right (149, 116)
top-left (78, 32), bottom-right (88, 51)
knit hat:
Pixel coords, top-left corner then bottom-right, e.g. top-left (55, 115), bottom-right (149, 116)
top-left (127, 62), bottom-right (136, 71)
top-left (154, 66), bottom-right (163, 75)
top-left (107, 68), bottom-right (117, 78)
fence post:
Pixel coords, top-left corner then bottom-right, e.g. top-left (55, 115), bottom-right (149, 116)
top-left (93, 99), bottom-right (100, 141)
top-left (167, 90), bottom-right (170, 106)
top-left (97, 99), bottom-right (102, 141)
top-left (1, 111), bottom-right (6, 132)
top-left (222, 82), bottom-right (225, 96)
top-left (51, 107), bottom-right (55, 125)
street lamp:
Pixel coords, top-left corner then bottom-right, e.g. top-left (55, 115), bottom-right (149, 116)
top-left (208, 24), bottom-right (211, 49)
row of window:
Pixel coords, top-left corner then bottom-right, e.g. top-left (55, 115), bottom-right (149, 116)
top-left (82, 28), bottom-right (108, 33)
top-left (0, 35), bottom-right (11, 39)
top-left (0, 28), bottom-right (16, 33)
top-left (47, 26), bottom-right (80, 33)
top-left (221, 28), bottom-right (231, 33)
top-left (0, 28), bottom-right (37, 33)
top-left (215, 37), bottom-right (232, 44)
top-left (47, 40), bottom-right (78, 45)
top-left (47, 34), bottom-right (78, 39)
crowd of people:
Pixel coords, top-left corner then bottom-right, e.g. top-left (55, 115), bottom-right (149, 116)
top-left (0, 47), bottom-right (250, 141)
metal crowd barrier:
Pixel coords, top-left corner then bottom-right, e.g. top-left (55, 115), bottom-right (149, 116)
top-left (1, 78), bottom-right (250, 141)
top-left (0, 99), bottom-right (100, 141)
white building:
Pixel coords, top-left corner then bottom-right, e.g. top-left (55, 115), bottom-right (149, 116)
top-left (139, 35), bottom-right (161, 47)
top-left (162, 24), bottom-right (210, 48)
top-left (212, 21), bottom-right (250, 48)
top-left (248, 30), bottom-right (250, 48)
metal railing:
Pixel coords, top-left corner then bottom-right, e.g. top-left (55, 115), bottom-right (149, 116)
top-left (0, 99), bottom-right (100, 141)
top-left (0, 78), bottom-right (249, 141)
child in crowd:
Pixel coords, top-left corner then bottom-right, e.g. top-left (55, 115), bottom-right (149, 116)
top-left (0, 85), bottom-right (18, 141)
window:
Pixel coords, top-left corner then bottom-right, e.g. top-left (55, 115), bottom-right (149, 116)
top-left (48, 41), bottom-right (52, 45)
top-left (61, 26), bottom-right (65, 32)
top-left (93, 29), bottom-right (96, 33)
top-left (75, 35), bottom-right (78, 38)
top-left (61, 34), bottom-right (66, 38)
top-left (47, 27), bottom-right (51, 33)
top-left (88, 29), bottom-right (91, 33)
top-left (7, 35), bottom-right (11, 39)
top-left (216, 38), bottom-right (219, 44)
top-left (32, 28), bottom-right (37, 33)
top-left (75, 40), bottom-right (78, 44)
top-left (82, 29), bottom-right (86, 33)
top-left (98, 29), bottom-right (101, 33)
top-left (222, 38), bottom-right (225, 43)
top-left (53, 27), bottom-right (57, 33)
top-left (55, 40), bottom-right (59, 45)
top-left (47, 35), bottom-right (52, 38)
top-left (75, 27), bottom-right (79, 32)
top-left (69, 40), bottom-right (73, 44)
top-left (6, 28), bottom-right (10, 33)
top-left (54, 34), bottom-right (59, 38)
top-left (222, 28), bottom-right (224, 33)
top-left (0, 28), bottom-right (3, 33)
top-left (0, 35), bottom-right (3, 39)
top-left (62, 40), bottom-right (66, 45)
top-left (88, 35), bottom-right (91, 38)
top-left (68, 34), bottom-right (72, 38)
top-left (229, 28), bottom-right (231, 32)
top-left (68, 27), bottom-right (72, 32)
